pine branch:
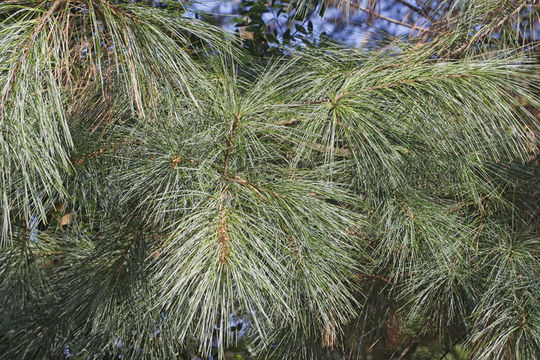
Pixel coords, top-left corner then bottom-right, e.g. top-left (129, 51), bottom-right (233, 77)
top-left (287, 73), bottom-right (470, 107)
top-left (0, 0), bottom-right (66, 122)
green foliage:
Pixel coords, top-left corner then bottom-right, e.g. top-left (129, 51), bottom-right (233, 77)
top-left (0, 1), bottom-right (538, 359)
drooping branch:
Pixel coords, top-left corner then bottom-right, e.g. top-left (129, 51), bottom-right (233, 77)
top-left (448, 1), bottom-right (531, 57)
top-left (0, 0), bottom-right (67, 122)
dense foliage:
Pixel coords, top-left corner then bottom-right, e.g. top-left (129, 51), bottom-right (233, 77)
top-left (0, 1), bottom-right (538, 359)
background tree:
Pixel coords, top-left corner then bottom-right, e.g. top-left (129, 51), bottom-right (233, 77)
top-left (197, 0), bottom-right (538, 53)
top-left (0, 1), bottom-right (538, 359)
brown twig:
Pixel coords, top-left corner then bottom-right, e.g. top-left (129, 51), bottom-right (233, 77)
top-left (396, 320), bottom-right (430, 360)
top-left (394, 0), bottom-right (436, 23)
top-left (218, 191), bottom-right (229, 265)
top-left (217, 114), bottom-right (242, 265)
top-left (222, 114), bottom-right (241, 177)
top-left (70, 137), bottom-right (140, 165)
top-left (351, 4), bottom-right (431, 33)
top-left (227, 176), bottom-right (263, 197)
top-left (281, 220), bottom-right (302, 267)
top-left (33, 251), bottom-right (64, 257)
top-left (396, 198), bottom-right (414, 221)
top-left (312, 142), bottom-right (352, 157)
top-left (275, 118), bottom-right (301, 126)
top-left (355, 273), bottom-right (392, 285)
top-left (448, 196), bottom-right (489, 213)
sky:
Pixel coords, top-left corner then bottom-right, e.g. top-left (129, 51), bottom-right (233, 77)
top-left (182, 0), bottom-right (430, 47)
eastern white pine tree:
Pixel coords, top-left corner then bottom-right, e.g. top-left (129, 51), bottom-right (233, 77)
top-left (0, 1), bottom-right (538, 359)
